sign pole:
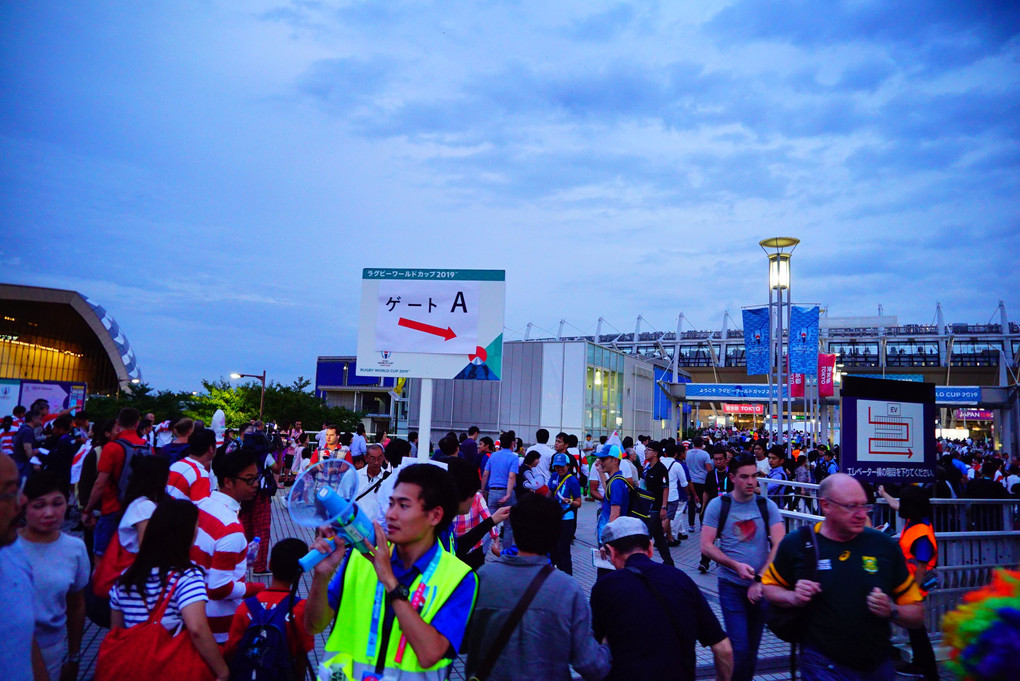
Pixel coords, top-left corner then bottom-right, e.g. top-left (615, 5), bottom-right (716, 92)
top-left (418, 378), bottom-right (433, 460)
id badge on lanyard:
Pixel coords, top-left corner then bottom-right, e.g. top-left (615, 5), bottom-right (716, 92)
top-left (365, 546), bottom-right (444, 665)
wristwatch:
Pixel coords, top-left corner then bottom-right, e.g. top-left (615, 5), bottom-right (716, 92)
top-left (753, 573), bottom-right (763, 583)
top-left (386, 583), bottom-right (410, 604)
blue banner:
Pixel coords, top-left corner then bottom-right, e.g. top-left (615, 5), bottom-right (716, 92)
top-left (686, 383), bottom-right (786, 400)
top-left (742, 308), bottom-right (770, 375)
top-left (788, 306), bottom-right (819, 375)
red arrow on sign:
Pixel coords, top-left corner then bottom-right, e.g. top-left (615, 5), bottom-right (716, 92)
top-left (398, 317), bottom-right (457, 341)
top-left (868, 445), bottom-right (914, 458)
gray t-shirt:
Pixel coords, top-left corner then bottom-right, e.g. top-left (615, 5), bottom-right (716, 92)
top-left (703, 495), bottom-right (782, 586)
top-left (686, 448), bottom-right (712, 484)
top-left (16, 534), bottom-right (90, 647)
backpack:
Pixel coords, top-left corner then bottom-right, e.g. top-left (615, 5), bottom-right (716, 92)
top-left (229, 594), bottom-right (300, 681)
top-left (242, 435), bottom-right (278, 497)
top-left (618, 476), bottom-right (655, 520)
top-left (114, 438), bottom-right (151, 505)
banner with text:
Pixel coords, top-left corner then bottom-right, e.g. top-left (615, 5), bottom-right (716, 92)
top-left (788, 305), bottom-right (819, 375)
top-left (724, 403), bottom-right (765, 415)
top-left (818, 353), bottom-right (837, 397)
top-left (742, 308), bottom-right (771, 375)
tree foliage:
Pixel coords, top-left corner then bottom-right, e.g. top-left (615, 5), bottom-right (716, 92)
top-left (85, 377), bottom-right (365, 431)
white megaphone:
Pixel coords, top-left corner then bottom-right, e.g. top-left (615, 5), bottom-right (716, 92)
top-left (288, 458), bottom-right (377, 571)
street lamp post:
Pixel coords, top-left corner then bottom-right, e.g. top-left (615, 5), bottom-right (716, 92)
top-left (231, 371), bottom-right (267, 422)
top-left (760, 237), bottom-right (799, 456)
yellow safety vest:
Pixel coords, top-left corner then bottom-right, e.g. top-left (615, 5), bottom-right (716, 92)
top-left (322, 543), bottom-right (473, 681)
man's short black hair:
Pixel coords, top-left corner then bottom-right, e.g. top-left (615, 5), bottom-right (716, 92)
top-left (395, 463), bottom-right (459, 534)
top-left (729, 454), bottom-right (757, 474)
top-left (269, 538), bottom-right (308, 584)
top-left (438, 435), bottom-right (459, 456)
top-left (479, 436), bottom-right (494, 450)
top-left (211, 447), bottom-right (259, 486)
top-left (25, 409), bottom-right (41, 423)
top-left (13, 405), bottom-right (25, 416)
top-left (499, 432), bottom-right (515, 450)
top-left (189, 428), bottom-right (216, 457)
top-left (117, 407), bottom-right (141, 429)
top-left (535, 429), bottom-right (550, 444)
top-left (468, 426), bottom-right (480, 436)
top-left (555, 431), bottom-right (569, 443)
top-left (52, 415), bottom-right (72, 432)
top-left (384, 438), bottom-right (411, 468)
top-left (645, 440), bottom-right (662, 454)
top-left (441, 455), bottom-right (481, 502)
top-left (692, 436), bottom-right (704, 448)
top-left (510, 494), bottom-right (562, 555)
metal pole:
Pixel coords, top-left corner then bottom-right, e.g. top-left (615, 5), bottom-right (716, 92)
top-left (418, 378), bottom-right (433, 460)
top-left (777, 285), bottom-right (785, 452)
top-left (259, 374), bottom-right (266, 422)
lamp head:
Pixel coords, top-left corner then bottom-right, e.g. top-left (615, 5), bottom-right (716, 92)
top-left (230, 372), bottom-right (242, 379)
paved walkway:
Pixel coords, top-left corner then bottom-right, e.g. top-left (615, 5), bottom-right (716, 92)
top-left (73, 491), bottom-right (934, 680)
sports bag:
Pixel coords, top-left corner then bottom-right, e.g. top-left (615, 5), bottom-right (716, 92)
top-left (229, 594), bottom-right (300, 681)
top-left (620, 477), bottom-right (656, 520)
top-left (96, 574), bottom-right (215, 681)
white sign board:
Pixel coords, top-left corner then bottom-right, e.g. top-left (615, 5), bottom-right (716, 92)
top-left (358, 269), bottom-right (506, 380)
top-left (855, 399), bottom-right (923, 462)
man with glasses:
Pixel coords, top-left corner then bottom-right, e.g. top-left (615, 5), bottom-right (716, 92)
top-left (762, 474), bottom-right (924, 680)
top-left (192, 448), bottom-right (266, 643)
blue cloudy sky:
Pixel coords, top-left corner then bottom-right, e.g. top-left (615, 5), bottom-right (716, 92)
top-left (2, 1), bottom-right (1019, 390)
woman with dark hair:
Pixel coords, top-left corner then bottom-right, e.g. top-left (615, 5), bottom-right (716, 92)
top-left (109, 498), bottom-right (228, 680)
top-left (117, 455), bottom-right (170, 554)
top-left (78, 419), bottom-right (116, 560)
top-left (18, 472), bottom-right (90, 681)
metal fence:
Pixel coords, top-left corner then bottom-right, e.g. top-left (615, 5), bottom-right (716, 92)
top-left (759, 478), bottom-right (1020, 635)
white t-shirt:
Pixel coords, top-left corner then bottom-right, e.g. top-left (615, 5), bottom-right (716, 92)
top-left (356, 467), bottom-right (389, 522)
top-left (15, 535), bottom-right (90, 647)
top-left (118, 497), bottom-right (157, 553)
top-left (663, 458), bottom-right (689, 503)
top-left (620, 458), bottom-right (639, 484)
top-left (756, 457), bottom-right (771, 476)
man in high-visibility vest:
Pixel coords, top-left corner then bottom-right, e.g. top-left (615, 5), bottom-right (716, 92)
top-left (305, 463), bottom-right (478, 681)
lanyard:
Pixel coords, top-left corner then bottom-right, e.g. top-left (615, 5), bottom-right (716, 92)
top-left (367, 544), bottom-right (444, 664)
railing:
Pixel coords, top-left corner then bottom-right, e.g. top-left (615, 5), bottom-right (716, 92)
top-left (759, 479), bottom-right (1020, 636)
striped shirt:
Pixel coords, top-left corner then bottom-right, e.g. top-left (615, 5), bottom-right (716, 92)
top-left (166, 457), bottom-right (211, 503)
top-left (0, 427), bottom-right (14, 457)
top-left (110, 567), bottom-right (208, 630)
top-left (191, 491), bottom-right (249, 642)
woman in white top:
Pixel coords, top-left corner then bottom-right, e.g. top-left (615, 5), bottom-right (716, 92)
top-left (18, 472), bottom-right (90, 681)
top-left (118, 455), bottom-right (170, 554)
top-left (110, 498), bottom-right (228, 680)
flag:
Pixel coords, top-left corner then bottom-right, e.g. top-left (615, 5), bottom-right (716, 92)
top-left (789, 306), bottom-right (820, 375)
top-left (742, 308), bottom-right (771, 375)
top-left (818, 353), bottom-right (837, 397)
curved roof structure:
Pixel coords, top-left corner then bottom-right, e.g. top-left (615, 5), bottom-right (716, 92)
top-left (0, 283), bottom-right (142, 392)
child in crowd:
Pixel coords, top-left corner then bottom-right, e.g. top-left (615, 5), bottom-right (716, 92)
top-left (226, 538), bottom-right (314, 680)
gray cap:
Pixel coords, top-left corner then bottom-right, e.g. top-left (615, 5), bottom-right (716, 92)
top-left (601, 516), bottom-right (649, 544)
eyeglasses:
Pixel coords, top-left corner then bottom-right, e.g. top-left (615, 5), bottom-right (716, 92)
top-left (0, 477), bottom-right (26, 503)
top-left (823, 498), bottom-right (873, 513)
top-left (233, 474), bottom-right (261, 487)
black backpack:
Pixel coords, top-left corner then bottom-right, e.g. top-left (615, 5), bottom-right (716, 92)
top-left (114, 438), bottom-right (151, 504)
top-left (242, 434), bottom-right (278, 497)
top-left (619, 476), bottom-right (656, 520)
top-left (229, 594), bottom-right (301, 681)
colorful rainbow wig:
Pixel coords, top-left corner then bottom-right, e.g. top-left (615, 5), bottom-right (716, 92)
top-left (942, 569), bottom-right (1020, 681)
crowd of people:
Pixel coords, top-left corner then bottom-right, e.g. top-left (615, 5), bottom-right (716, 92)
top-left (0, 403), bottom-right (1012, 681)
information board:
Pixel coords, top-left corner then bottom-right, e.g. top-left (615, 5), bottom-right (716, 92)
top-left (357, 269), bottom-right (505, 380)
top-left (840, 376), bottom-right (936, 484)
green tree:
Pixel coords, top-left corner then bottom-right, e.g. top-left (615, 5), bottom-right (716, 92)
top-left (84, 383), bottom-right (195, 423)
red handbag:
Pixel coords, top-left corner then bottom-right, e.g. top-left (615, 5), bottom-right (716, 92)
top-left (92, 532), bottom-right (135, 597)
top-left (95, 573), bottom-right (216, 681)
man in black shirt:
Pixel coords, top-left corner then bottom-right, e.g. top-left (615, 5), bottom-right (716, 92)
top-left (642, 441), bottom-right (675, 566)
top-left (699, 449), bottom-right (733, 573)
top-left (591, 517), bottom-right (732, 681)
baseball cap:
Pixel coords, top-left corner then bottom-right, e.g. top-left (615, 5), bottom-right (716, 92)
top-left (552, 452), bottom-right (570, 467)
top-left (598, 445), bottom-right (624, 460)
top-left (601, 516), bottom-right (649, 544)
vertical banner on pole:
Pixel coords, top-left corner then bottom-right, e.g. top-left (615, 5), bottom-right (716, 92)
top-left (742, 308), bottom-right (771, 375)
top-left (789, 306), bottom-right (820, 375)
top-left (818, 353), bottom-right (837, 397)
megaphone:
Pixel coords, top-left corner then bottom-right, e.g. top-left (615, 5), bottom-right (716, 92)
top-left (288, 458), bottom-right (377, 572)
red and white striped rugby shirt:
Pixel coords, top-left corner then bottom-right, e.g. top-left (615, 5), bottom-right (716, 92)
top-left (191, 491), bottom-right (250, 642)
top-left (166, 457), bottom-right (211, 503)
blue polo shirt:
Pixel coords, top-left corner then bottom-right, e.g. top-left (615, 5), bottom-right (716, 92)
top-left (484, 450), bottom-right (519, 489)
top-left (597, 473), bottom-right (630, 543)
top-left (327, 540), bottom-right (478, 655)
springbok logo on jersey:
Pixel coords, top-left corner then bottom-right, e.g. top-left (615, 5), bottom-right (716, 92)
top-left (862, 556), bottom-right (878, 574)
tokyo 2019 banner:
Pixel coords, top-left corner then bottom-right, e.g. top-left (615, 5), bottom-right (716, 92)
top-left (742, 308), bottom-right (770, 375)
top-left (789, 305), bottom-right (819, 375)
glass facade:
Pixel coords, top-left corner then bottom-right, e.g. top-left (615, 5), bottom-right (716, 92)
top-left (585, 343), bottom-right (624, 437)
